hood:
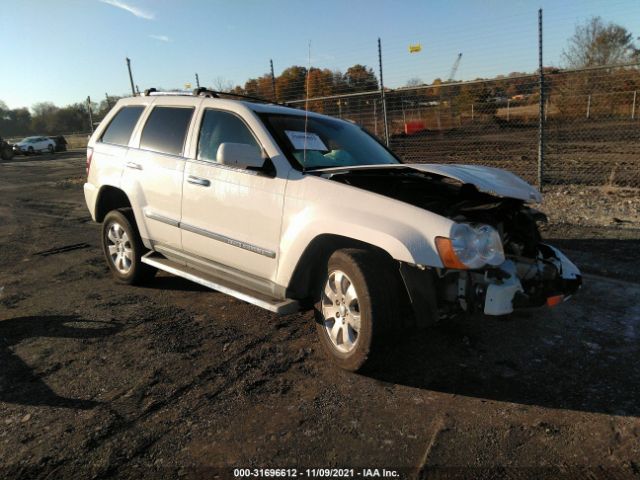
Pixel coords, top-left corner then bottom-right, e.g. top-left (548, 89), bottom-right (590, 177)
top-left (314, 163), bottom-right (542, 203)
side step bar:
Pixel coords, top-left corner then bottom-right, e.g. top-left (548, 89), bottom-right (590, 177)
top-left (141, 252), bottom-right (299, 315)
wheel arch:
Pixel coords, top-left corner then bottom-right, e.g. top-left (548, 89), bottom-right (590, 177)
top-left (94, 185), bottom-right (132, 223)
top-left (285, 233), bottom-right (400, 302)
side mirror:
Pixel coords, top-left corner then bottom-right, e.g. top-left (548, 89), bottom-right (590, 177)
top-left (216, 142), bottom-right (265, 169)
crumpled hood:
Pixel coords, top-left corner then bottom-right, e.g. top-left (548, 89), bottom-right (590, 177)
top-left (316, 163), bottom-right (542, 203)
top-left (408, 164), bottom-right (542, 203)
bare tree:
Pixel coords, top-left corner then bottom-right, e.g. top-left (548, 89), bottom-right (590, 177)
top-left (562, 16), bottom-right (639, 68)
top-left (211, 76), bottom-right (234, 92)
top-left (405, 77), bottom-right (424, 87)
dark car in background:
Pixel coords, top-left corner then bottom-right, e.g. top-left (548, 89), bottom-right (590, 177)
top-left (49, 135), bottom-right (68, 152)
top-left (0, 136), bottom-right (15, 160)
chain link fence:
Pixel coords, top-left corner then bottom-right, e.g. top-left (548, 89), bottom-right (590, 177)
top-left (284, 63), bottom-right (640, 189)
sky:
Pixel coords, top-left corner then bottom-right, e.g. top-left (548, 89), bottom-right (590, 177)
top-left (1, 0), bottom-right (639, 110)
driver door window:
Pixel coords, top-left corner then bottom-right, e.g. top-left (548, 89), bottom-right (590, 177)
top-left (197, 110), bottom-right (259, 162)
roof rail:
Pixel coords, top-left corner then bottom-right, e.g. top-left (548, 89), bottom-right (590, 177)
top-left (143, 88), bottom-right (194, 97)
top-left (142, 87), bottom-right (287, 106)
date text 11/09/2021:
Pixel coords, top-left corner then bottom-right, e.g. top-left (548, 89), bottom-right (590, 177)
top-left (233, 468), bottom-right (400, 478)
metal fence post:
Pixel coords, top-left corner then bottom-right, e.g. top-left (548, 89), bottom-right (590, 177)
top-left (537, 8), bottom-right (545, 192)
top-left (126, 57), bottom-right (136, 96)
top-left (378, 38), bottom-right (390, 146)
top-left (270, 59), bottom-right (277, 101)
top-left (87, 96), bottom-right (94, 133)
top-left (586, 94), bottom-right (591, 119)
top-left (631, 90), bottom-right (636, 120)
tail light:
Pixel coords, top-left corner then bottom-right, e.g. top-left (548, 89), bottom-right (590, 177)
top-left (86, 147), bottom-right (93, 177)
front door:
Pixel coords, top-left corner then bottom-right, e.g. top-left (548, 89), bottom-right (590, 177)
top-left (180, 108), bottom-right (285, 281)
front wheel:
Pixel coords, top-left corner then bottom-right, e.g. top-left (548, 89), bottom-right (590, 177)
top-left (314, 249), bottom-right (399, 372)
top-left (48, 144), bottom-right (54, 154)
top-left (102, 209), bottom-right (156, 285)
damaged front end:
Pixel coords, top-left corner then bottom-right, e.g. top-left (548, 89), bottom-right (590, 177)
top-left (325, 166), bottom-right (582, 320)
top-left (435, 243), bottom-right (582, 318)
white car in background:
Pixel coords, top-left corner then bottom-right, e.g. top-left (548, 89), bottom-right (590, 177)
top-left (83, 88), bottom-right (582, 372)
top-left (13, 136), bottom-right (56, 155)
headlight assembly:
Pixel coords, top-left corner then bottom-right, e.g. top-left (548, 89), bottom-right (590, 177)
top-left (436, 223), bottom-right (505, 269)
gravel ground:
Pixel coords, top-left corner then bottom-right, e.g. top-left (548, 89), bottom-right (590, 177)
top-left (0, 151), bottom-right (639, 479)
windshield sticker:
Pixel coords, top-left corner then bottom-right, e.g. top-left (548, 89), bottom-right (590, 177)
top-left (285, 130), bottom-right (328, 151)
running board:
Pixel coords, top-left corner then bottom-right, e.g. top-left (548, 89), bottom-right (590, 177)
top-left (141, 253), bottom-right (299, 315)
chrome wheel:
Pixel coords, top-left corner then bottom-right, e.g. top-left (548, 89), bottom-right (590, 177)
top-left (106, 221), bottom-right (133, 274)
top-left (321, 270), bottom-right (361, 353)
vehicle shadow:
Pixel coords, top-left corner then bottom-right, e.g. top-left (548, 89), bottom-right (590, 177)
top-left (366, 307), bottom-right (640, 417)
top-left (0, 315), bottom-right (121, 409)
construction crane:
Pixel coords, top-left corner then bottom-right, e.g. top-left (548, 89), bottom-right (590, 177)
top-left (447, 52), bottom-right (463, 82)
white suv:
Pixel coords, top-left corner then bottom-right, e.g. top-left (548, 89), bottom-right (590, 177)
top-left (84, 88), bottom-right (581, 371)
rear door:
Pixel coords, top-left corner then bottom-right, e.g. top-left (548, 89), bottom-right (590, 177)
top-left (91, 104), bottom-right (147, 200)
top-left (123, 97), bottom-right (200, 250)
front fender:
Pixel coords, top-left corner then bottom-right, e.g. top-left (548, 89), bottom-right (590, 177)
top-left (275, 174), bottom-right (453, 286)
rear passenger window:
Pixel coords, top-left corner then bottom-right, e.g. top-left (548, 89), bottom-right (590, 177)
top-left (140, 106), bottom-right (194, 156)
top-left (101, 106), bottom-right (144, 146)
top-left (197, 110), bottom-right (259, 162)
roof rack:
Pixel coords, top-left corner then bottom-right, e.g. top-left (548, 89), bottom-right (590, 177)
top-left (142, 87), bottom-right (286, 106)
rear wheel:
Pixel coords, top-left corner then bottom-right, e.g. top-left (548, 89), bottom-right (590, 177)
top-left (102, 209), bottom-right (156, 285)
top-left (314, 248), bottom-right (399, 372)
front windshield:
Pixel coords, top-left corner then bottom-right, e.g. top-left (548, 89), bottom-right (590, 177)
top-left (22, 137), bottom-right (37, 143)
top-left (259, 113), bottom-right (400, 170)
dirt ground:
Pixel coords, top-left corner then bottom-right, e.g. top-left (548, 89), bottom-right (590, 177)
top-left (1, 150), bottom-right (639, 479)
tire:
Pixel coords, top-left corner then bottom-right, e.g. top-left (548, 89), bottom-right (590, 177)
top-left (27, 146), bottom-right (34, 155)
top-left (48, 144), bottom-right (54, 154)
top-left (313, 248), bottom-right (400, 372)
top-left (101, 208), bottom-right (156, 285)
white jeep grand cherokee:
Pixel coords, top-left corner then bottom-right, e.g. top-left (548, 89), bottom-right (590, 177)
top-left (84, 88), bottom-right (581, 371)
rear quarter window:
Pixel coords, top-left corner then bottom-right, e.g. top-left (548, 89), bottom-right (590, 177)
top-left (101, 106), bottom-right (145, 146)
top-left (139, 106), bottom-right (194, 156)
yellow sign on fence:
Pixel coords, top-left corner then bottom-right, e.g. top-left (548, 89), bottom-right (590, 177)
top-left (409, 44), bottom-right (422, 53)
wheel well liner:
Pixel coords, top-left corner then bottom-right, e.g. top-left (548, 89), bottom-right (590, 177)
top-left (95, 186), bottom-right (132, 222)
top-left (286, 234), bottom-right (396, 301)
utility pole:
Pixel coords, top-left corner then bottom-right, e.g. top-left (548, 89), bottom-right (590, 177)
top-left (270, 59), bottom-right (277, 101)
top-left (87, 96), bottom-right (94, 133)
top-left (195, 73), bottom-right (200, 89)
top-left (126, 57), bottom-right (136, 96)
top-left (105, 92), bottom-right (111, 109)
top-left (378, 38), bottom-right (389, 146)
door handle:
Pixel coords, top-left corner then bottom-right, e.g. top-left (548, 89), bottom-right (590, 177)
top-left (187, 175), bottom-right (210, 187)
top-left (126, 161), bottom-right (143, 170)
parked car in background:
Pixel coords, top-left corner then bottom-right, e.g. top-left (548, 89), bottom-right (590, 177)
top-left (13, 136), bottom-right (56, 155)
top-left (49, 135), bottom-right (68, 152)
top-left (0, 136), bottom-right (15, 160)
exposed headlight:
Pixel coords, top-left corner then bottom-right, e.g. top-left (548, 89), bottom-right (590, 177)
top-left (436, 223), bottom-right (505, 269)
